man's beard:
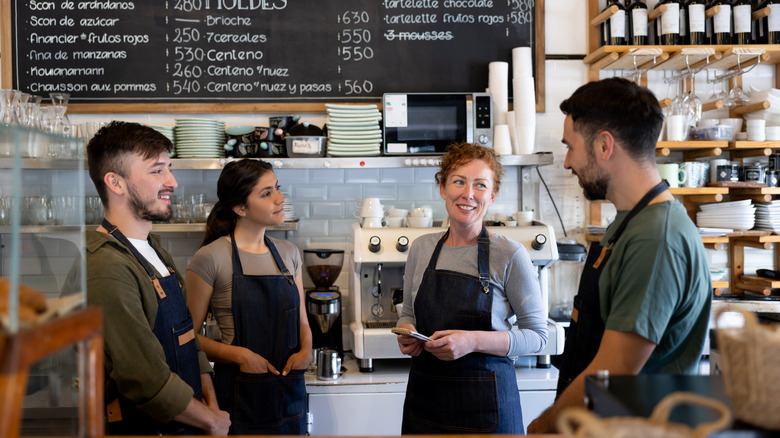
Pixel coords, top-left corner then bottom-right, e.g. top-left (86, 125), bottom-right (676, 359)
top-left (127, 184), bottom-right (173, 222)
top-left (579, 149), bottom-right (609, 201)
top-left (581, 174), bottom-right (609, 201)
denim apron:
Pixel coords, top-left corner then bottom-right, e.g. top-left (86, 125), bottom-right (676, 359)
top-left (401, 226), bottom-right (524, 434)
top-left (554, 182), bottom-right (668, 396)
top-left (213, 232), bottom-right (307, 435)
top-left (101, 219), bottom-right (202, 436)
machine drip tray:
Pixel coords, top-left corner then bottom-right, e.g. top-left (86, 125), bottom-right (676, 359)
top-left (365, 322), bottom-right (397, 329)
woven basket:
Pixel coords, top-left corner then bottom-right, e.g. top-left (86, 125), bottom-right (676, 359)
top-left (557, 392), bottom-right (731, 438)
top-left (715, 306), bottom-right (780, 430)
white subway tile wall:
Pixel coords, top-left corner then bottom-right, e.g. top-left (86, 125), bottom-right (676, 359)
top-left (5, 0), bottom-right (779, 298)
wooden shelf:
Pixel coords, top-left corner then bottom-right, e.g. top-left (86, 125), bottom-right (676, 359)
top-left (712, 299), bottom-right (780, 314)
top-left (584, 45), bottom-right (779, 72)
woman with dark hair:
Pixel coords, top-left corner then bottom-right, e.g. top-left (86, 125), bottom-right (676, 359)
top-left (186, 159), bottom-right (312, 435)
top-left (396, 142), bottom-right (547, 434)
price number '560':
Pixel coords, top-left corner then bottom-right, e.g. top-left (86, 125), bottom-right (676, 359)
top-left (342, 80), bottom-right (373, 95)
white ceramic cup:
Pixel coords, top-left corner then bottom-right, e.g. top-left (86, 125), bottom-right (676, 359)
top-left (680, 162), bottom-right (704, 188)
top-left (514, 210), bottom-right (534, 226)
top-left (747, 126), bottom-right (766, 142)
top-left (385, 208), bottom-right (408, 218)
top-left (409, 208), bottom-right (426, 217)
top-left (408, 216), bottom-right (432, 227)
top-left (666, 114), bottom-right (688, 142)
top-left (356, 197), bottom-right (382, 213)
top-left (386, 217), bottom-right (404, 228)
top-left (766, 126), bottom-right (780, 141)
top-left (363, 217), bottom-right (386, 228)
top-left (657, 163), bottom-right (686, 188)
top-left (355, 197), bottom-right (383, 217)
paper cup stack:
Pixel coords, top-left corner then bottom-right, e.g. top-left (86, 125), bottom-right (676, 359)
top-left (512, 47), bottom-right (536, 155)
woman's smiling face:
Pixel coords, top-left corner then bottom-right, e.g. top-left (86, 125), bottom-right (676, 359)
top-left (440, 158), bottom-right (496, 230)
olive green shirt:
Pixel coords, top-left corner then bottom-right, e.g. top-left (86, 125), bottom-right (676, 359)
top-left (600, 201), bottom-right (712, 374)
top-left (86, 230), bottom-right (211, 423)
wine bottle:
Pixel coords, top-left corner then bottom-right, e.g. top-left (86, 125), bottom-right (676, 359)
top-left (659, 0), bottom-right (682, 44)
top-left (688, 0), bottom-right (708, 44)
top-left (732, 0), bottom-right (754, 44)
top-left (764, 0), bottom-right (780, 43)
top-left (711, 0), bottom-right (733, 44)
top-left (601, 0), bottom-right (628, 45)
top-left (680, 0), bottom-right (689, 43)
top-left (628, 0), bottom-right (649, 44)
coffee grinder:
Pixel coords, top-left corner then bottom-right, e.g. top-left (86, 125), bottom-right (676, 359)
top-left (304, 249), bottom-right (344, 354)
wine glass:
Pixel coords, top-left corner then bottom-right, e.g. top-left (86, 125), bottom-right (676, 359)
top-left (49, 92), bottom-right (70, 106)
top-left (728, 83), bottom-right (750, 106)
top-left (0, 89), bottom-right (20, 125)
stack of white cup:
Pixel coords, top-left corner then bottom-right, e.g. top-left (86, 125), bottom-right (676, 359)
top-left (512, 47), bottom-right (536, 155)
top-left (408, 207), bottom-right (433, 228)
top-left (747, 119), bottom-right (766, 141)
top-left (385, 208), bottom-right (408, 228)
top-left (354, 197), bottom-right (385, 228)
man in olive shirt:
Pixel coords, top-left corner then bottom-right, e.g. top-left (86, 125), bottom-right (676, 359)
top-left (85, 121), bottom-right (230, 435)
top-left (528, 78), bottom-right (711, 433)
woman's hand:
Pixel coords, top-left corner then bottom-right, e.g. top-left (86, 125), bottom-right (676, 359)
top-left (425, 330), bottom-right (475, 361)
top-left (396, 323), bottom-right (424, 356)
top-left (238, 347), bottom-right (279, 375)
top-left (282, 349), bottom-right (313, 375)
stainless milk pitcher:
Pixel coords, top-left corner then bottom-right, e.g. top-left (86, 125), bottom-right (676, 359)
top-left (316, 349), bottom-right (341, 380)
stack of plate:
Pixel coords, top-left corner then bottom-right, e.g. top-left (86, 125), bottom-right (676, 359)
top-left (696, 199), bottom-right (755, 230)
top-left (174, 118), bottom-right (225, 158)
top-left (754, 201), bottom-right (780, 233)
top-left (325, 104), bottom-right (382, 157)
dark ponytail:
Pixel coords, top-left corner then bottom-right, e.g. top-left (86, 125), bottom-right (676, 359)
top-left (200, 159), bottom-right (274, 247)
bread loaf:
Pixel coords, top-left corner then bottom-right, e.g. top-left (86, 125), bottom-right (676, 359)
top-left (0, 278), bottom-right (48, 323)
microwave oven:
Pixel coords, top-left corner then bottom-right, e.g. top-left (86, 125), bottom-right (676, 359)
top-left (382, 92), bottom-right (493, 155)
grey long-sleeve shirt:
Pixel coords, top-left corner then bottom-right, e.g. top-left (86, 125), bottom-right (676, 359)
top-left (397, 232), bottom-right (548, 358)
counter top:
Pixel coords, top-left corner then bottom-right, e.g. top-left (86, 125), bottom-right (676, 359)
top-left (304, 353), bottom-right (559, 394)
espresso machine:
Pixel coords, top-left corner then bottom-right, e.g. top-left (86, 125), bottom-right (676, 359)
top-left (349, 221), bottom-right (566, 372)
top-left (304, 249), bottom-right (344, 354)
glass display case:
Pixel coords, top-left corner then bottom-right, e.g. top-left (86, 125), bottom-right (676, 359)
top-left (0, 124), bottom-right (99, 437)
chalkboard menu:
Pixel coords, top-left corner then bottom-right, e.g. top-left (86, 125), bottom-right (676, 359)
top-left (9, 0), bottom-right (539, 105)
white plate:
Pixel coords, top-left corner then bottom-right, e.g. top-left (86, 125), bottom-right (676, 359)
top-left (699, 199), bottom-right (753, 211)
top-left (325, 125), bottom-right (381, 131)
top-left (325, 104), bottom-right (379, 111)
top-left (327, 137), bottom-right (382, 144)
top-left (327, 129), bottom-right (383, 137)
top-left (327, 150), bottom-right (381, 157)
top-left (327, 110), bottom-right (381, 118)
top-left (328, 121), bottom-right (379, 130)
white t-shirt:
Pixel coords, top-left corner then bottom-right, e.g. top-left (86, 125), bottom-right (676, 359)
top-left (127, 237), bottom-right (171, 277)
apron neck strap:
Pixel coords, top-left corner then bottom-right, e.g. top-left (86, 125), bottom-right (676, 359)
top-left (607, 181), bottom-right (668, 246)
top-left (428, 225), bottom-right (491, 293)
top-left (229, 230), bottom-right (295, 284)
top-left (101, 217), bottom-right (170, 279)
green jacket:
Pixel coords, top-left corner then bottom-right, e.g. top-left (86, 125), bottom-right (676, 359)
top-left (86, 230), bottom-right (211, 423)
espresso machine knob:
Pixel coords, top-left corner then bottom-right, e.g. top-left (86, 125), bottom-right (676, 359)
top-left (368, 236), bottom-right (381, 253)
top-left (396, 236), bottom-right (410, 252)
top-left (531, 234), bottom-right (547, 251)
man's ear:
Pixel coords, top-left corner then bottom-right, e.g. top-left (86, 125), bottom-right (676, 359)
top-left (595, 130), bottom-right (616, 161)
top-left (104, 172), bottom-right (123, 195)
